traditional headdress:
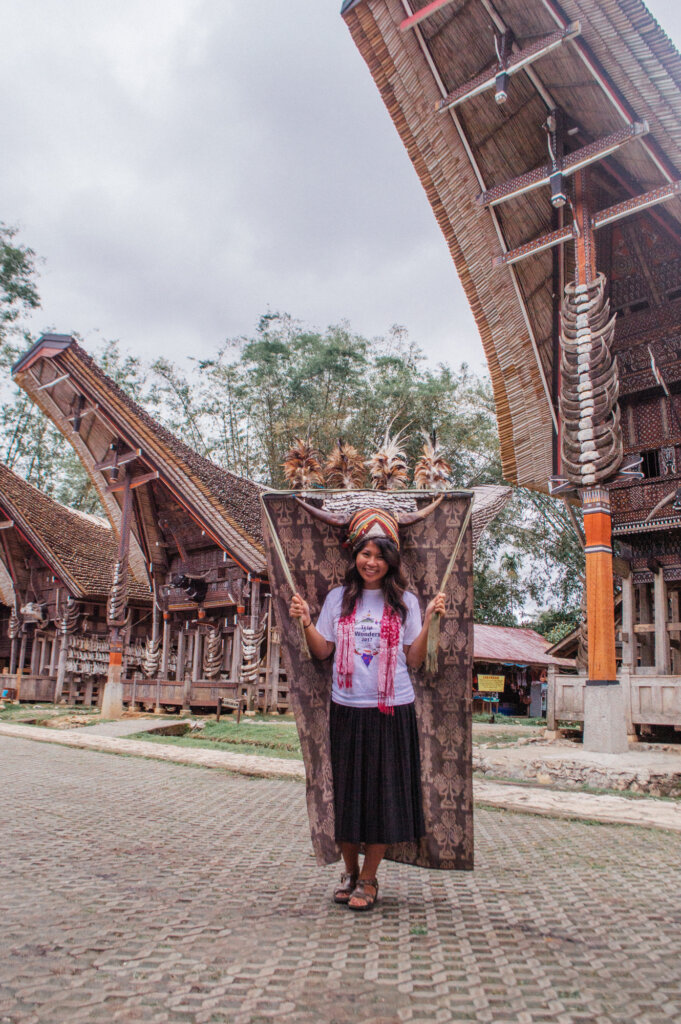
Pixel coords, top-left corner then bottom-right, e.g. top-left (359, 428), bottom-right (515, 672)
top-left (346, 507), bottom-right (400, 550)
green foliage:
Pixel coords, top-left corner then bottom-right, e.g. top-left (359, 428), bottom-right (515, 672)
top-left (529, 606), bottom-right (582, 645)
top-left (0, 223), bottom-right (40, 330)
top-left (0, 228), bottom-right (585, 628)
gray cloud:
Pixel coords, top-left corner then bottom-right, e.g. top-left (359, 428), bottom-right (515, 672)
top-left (2, 0), bottom-right (679, 371)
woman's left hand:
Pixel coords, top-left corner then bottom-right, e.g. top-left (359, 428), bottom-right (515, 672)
top-left (425, 592), bottom-right (446, 621)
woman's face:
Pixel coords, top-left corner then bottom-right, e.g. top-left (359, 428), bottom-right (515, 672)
top-left (355, 540), bottom-right (389, 589)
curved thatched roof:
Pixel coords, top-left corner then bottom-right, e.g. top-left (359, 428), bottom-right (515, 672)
top-left (0, 461), bottom-right (150, 602)
top-left (13, 336), bottom-right (267, 576)
top-left (342, 0), bottom-right (681, 490)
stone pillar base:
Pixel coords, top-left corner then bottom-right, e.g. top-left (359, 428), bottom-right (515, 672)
top-left (583, 683), bottom-right (629, 754)
top-left (101, 680), bottom-right (124, 719)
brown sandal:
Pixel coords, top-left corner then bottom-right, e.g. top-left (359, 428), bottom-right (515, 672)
top-left (334, 870), bottom-right (358, 904)
top-left (348, 877), bottom-right (379, 912)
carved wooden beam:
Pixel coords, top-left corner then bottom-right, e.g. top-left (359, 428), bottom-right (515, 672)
top-left (95, 447), bottom-right (142, 471)
top-left (436, 23), bottom-right (580, 112)
top-left (106, 470), bottom-right (159, 494)
top-left (36, 372), bottom-right (70, 391)
top-left (478, 122), bottom-right (649, 207)
top-left (494, 180), bottom-right (681, 267)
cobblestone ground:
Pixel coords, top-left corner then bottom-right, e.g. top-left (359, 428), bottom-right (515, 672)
top-left (2, 737), bottom-right (680, 1024)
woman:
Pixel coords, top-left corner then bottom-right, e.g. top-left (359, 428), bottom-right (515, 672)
top-left (289, 507), bottom-right (445, 911)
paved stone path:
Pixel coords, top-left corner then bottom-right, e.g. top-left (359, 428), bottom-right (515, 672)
top-left (2, 722), bottom-right (681, 833)
top-left (2, 736), bottom-right (681, 1024)
top-left (76, 718), bottom-right (169, 737)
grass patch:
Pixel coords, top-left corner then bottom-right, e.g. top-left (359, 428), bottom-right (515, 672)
top-left (472, 714), bottom-right (545, 727)
top-left (475, 732), bottom-right (533, 748)
top-left (0, 703), bottom-right (101, 724)
top-left (130, 717), bottom-right (302, 761)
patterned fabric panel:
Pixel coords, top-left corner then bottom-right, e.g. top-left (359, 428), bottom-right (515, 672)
top-left (261, 491), bottom-right (474, 871)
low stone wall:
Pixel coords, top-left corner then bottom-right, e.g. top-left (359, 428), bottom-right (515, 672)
top-left (473, 749), bottom-right (681, 798)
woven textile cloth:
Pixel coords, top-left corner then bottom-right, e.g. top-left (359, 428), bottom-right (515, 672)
top-left (261, 490), bottom-right (474, 871)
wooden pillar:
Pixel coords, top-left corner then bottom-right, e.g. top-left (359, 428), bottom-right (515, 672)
top-left (670, 590), bottom-right (681, 674)
top-left (17, 634), bottom-right (27, 674)
top-left (250, 579), bottom-right (261, 630)
top-left (54, 633), bottom-right (68, 704)
top-left (160, 613), bottom-right (170, 678)
top-left (30, 631), bottom-right (40, 676)
top-left (638, 583), bottom-right (654, 666)
top-left (103, 474), bottom-right (133, 719)
top-left (654, 568), bottom-right (671, 675)
top-left (582, 488), bottom-right (617, 681)
top-left (9, 636), bottom-right (17, 676)
top-left (264, 597), bottom-right (273, 713)
top-left (38, 638), bottom-right (48, 676)
top-left (545, 665), bottom-right (557, 732)
top-left (231, 623), bottom-right (242, 683)
top-left (14, 632), bottom-right (27, 702)
top-left (620, 574), bottom-right (636, 670)
top-left (573, 170), bottom-right (627, 752)
top-left (83, 676), bottom-right (94, 707)
top-left (176, 628), bottom-right (186, 683)
top-left (49, 635), bottom-right (58, 677)
top-left (269, 627), bottom-right (281, 714)
top-left (192, 630), bottom-right (202, 681)
top-left (102, 633), bottom-right (124, 718)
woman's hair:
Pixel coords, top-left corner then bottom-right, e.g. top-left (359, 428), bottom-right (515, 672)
top-left (340, 536), bottom-right (408, 622)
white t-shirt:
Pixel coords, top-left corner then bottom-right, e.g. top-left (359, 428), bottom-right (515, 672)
top-left (316, 586), bottom-right (422, 707)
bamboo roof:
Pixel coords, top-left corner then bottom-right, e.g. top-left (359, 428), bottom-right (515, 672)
top-left (342, 0), bottom-right (681, 490)
top-left (13, 336), bottom-right (267, 578)
top-left (0, 461), bottom-right (150, 603)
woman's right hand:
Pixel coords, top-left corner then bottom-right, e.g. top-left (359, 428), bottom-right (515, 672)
top-left (289, 593), bottom-right (311, 626)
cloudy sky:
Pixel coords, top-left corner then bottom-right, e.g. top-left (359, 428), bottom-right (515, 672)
top-left (2, 0), bottom-right (681, 374)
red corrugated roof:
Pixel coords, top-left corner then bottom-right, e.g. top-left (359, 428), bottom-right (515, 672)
top-left (474, 624), bottom-right (574, 668)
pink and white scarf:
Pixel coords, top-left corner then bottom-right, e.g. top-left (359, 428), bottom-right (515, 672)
top-left (336, 603), bottom-right (402, 715)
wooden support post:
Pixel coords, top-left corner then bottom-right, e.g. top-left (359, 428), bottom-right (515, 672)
top-left (9, 636), bottom-right (17, 676)
top-left (54, 633), bottom-right (68, 705)
top-left (269, 627), bottom-right (281, 714)
top-left (250, 579), bottom-right (261, 630)
top-left (264, 597), bottom-right (273, 713)
top-left (572, 170), bottom-right (627, 753)
top-left (83, 676), bottom-right (94, 707)
top-left (582, 491), bottom-right (617, 682)
top-left (638, 584), bottom-right (654, 666)
top-left (49, 634), bottom-right (58, 677)
top-left (102, 631), bottom-right (124, 718)
top-left (654, 568), bottom-right (671, 675)
top-left (30, 631), bottom-right (40, 676)
top-left (176, 628), bottom-right (186, 683)
top-left (670, 591), bottom-right (681, 674)
top-left (160, 613), bottom-right (170, 678)
top-left (104, 474), bottom-right (133, 719)
top-left (231, 623), bottom-right (242, 683)
top-left (545, 665), bottom-right (557, 732)
top-left (620, 573), bottom-right (636, 670)
top-left (16, 633), bottom-right (27, 698)
top-left (192, 630), bottom-right (202, 682)
top-left (38, 638), bottom-right (47, 676)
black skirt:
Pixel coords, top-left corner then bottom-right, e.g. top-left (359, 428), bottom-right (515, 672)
top-left (329, 701), bottom-right (426, 846)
